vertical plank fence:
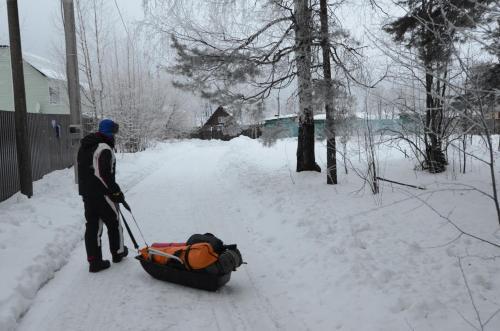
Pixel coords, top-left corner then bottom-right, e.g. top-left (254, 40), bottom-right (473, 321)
top-left (0, 110), bottom-right (74, 202)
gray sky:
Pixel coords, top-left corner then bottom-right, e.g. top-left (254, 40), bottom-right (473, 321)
top-left (0, 1), bottom-right (397, 62)
top-left (0, 0), bottom-right (401, 117)
top-left (0, 0), bottom-right (143, 60)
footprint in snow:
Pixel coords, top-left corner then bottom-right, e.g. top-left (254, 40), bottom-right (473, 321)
top-left (265, 237), bottom-right (276, 244)
top-left (473, 274), bottom-right (493, 290)
top-left (390, 297), bottom-right (413, 313)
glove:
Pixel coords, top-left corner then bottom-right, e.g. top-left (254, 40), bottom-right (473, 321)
top-left (109, 191), bottom-right (125, 204)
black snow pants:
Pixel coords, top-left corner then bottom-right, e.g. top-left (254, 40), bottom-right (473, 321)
top-left (83, 195), bottom-right (125, 262)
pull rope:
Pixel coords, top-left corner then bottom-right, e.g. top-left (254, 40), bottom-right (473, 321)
top-left (121, 201), bottom-right (149, 248)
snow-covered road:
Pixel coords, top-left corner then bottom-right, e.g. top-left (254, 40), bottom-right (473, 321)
top-left (3, 137), bottom-right (500, 330)
top-left (17, 141), bottom-right (302, 331)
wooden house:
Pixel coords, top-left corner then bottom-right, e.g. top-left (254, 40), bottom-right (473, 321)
top-left (199, 106), bottom-right (241, 140)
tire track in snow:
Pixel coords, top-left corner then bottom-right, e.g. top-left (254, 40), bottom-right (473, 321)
top-left (209, 143), bottom-right (310, 331)
top-left (173, 145), bottom-right (287, 330)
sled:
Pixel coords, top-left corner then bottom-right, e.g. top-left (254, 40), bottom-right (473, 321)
top-left (135, 254), bottom-right (232, 291)
top-left (118, 204), bottom-right (243, 291)
top-left (135, 236), bottom-right (243, 291)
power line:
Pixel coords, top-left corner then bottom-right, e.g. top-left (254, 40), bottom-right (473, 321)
top-left (113, 0), bottom-right (130, 39)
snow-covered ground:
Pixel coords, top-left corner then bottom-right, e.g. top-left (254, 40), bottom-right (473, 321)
top-left (2, 137), bottom-right (500, 330)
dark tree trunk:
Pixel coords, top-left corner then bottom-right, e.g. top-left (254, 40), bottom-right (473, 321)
top-left (424, 70), bottom-right (446, 173)
top-left (320, 0), bottom-right (336, 183)
top-left (294, 0), bottom-right (320, 172)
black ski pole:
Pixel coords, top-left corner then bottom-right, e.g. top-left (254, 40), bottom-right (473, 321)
top-left (119, 208), bottom-right (139, 250)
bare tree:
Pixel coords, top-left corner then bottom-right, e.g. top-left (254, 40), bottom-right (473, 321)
top-left (369, 0), bottom-right (500, 224)
top-left (142, 0), bottom-right (368, 174)
top-left (64, 0), bottom-right (194, 151)
top-left (74, 0), bottom-right (109, 120)
top-left (142, 1), bottom-right (324, 171)
top-left (383, 0), bottom-right (495, 173)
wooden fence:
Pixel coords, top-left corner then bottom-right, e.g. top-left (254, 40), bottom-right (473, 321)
top-left (0, 110), bottom-right (74, 202)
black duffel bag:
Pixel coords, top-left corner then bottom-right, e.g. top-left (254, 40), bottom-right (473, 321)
top-left (187, 233), bottom-right (243, 274)
top-left (187, 233), bottom-right (225, 253)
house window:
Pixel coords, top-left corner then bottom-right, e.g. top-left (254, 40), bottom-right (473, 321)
top-left (49, 86), bottom-right (60, 104)
top-left (218, 116), bottom-right (226, 124)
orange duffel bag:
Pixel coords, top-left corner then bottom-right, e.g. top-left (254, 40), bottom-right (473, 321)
top-left (139, 242), bottom-right (219, 270)
top-left (135, 233), bottom-right (243, 291)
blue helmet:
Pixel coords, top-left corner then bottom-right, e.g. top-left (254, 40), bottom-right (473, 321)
top-left (98, 119), bottom-right (119, 138)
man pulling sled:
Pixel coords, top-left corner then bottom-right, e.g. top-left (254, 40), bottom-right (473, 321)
top-left (77, 119), bottom-right (244, 291)
top-left (77, 119), bottom-right (128, 272)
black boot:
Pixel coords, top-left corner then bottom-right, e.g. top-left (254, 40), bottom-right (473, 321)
top-left (89, 259), bottom-right (111, 273)
top-left (112, 246), bottom-right (129, 263)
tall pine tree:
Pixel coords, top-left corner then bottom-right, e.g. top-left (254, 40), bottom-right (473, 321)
top-left (384, 0), bottom-right (494, 173)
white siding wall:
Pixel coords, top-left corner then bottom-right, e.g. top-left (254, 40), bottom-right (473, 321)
top-left (0, 48), bottom-right (69, 115)
top-left (46, 78), bottom-right (70, 115)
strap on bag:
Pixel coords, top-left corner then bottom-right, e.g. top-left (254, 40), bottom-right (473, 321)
top-left (147, 248), bottom-right (184, 264)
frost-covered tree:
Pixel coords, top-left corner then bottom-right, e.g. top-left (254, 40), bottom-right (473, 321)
top-left (376, 0), bottom-right (500, 223)
top-left (61, 0), bottom-right (194, 151)
top-left (319, 0), bottom-right (337, 183)
top-left (384, 0), bottom-right (495, 173)
top-left (143, 0), bottom-right (363, 173)
top-left (143, 0), bottom-right (323, 171)
top-left (74, 0), bottom-right (108, 121)
top-left (105, 34), bottom-right (193, 151)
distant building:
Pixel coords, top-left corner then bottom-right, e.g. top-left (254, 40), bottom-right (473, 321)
top-left (198, 106), bottom-right (242, 140)
top-left (263, 113), bottom-right (403, 138)
top-left (262, 113), bottom-right (329, 138)
top-left (0, 45), bottom-right (69, 115)
top-left (263, 114), bottom-right (299, 137)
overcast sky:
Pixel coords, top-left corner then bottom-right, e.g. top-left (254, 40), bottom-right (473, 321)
top-left (0, 0), bottom-right (143, 60)
top-left (0, 1), bottom-right (397, 60)
top-left (0, 0), bottom-right (400, 117)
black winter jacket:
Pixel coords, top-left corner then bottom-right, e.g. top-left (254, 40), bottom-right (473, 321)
top-left (77, 133), bottom-right (121, 197)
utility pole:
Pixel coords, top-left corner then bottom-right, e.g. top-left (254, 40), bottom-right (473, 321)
top-left (62, 0), bottom-right (83, 184)
top-left (7, 0), bottom-right (33, 197)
